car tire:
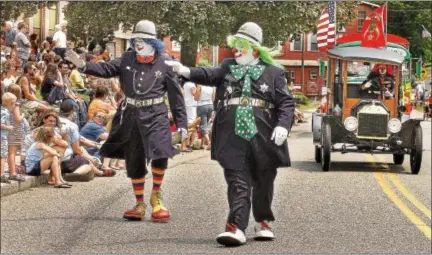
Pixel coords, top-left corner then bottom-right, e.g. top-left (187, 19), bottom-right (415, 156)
top-left (393, 153), bottom-right (404, 165)
top-left (410, 125), bottom-right (423, 174)
top-left (315, 145), bottom-right (321, 163)
top-left (321, 123), bottom-right (331, 171)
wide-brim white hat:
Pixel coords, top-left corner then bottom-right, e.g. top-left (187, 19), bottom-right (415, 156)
top-left (233, 22), bottom-right (263, 45)
top-left (131, 20), bottom-right (157, 40)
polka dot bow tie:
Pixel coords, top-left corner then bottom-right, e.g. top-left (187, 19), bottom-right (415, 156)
top-left (229, 65), bottom-right (265, 141)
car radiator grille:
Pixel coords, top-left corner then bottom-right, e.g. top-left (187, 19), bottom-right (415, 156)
top-left (357, 113), bottom-right (388, 137)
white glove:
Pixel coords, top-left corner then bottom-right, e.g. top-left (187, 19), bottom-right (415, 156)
top-left (64, 49), bottom-right (86, 69)
top-left (178, 128), bottom-right (188, 142)
top-left (384, 89), bottom-right (393, 98)
top-left (364, 81), bottom-right (372, 88)
top-left (271, 126), bottom-right (288, 146)
top-left (165, 60), bottom-right (191, 78)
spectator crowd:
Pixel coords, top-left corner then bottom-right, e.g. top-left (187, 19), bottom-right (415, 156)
top-left (1, 20), bottom-right (216, 187)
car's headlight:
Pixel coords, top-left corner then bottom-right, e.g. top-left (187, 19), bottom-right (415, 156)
top-left (344, 116), bottom-right (358, 131)
top-left (388, 118), bottom-right (402, 133)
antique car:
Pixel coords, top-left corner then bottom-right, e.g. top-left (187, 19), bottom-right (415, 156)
top-left (312, 47), bottom-right (423, 174)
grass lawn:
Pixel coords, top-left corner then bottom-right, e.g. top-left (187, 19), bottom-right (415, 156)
top-left (415, 104), bottom-right (426, 112)
top-left (299, 99), bottom-right (319, 112)
top-left (35, 89), bottom-right (90, 101)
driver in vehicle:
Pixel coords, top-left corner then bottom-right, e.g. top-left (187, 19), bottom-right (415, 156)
top-left (360, 64), bottom-right (395, 99)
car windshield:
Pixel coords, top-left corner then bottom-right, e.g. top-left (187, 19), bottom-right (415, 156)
top-left (347, 61), bottom-right (396, 100)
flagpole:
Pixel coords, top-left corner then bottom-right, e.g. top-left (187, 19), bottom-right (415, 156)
top-left (334, 0), bottom-right (337, 45)
top-left (385, 1), bottom-right (388, 47)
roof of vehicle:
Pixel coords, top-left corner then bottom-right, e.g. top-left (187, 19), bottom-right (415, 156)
top-left (327, 46), bottom-right (405, 64)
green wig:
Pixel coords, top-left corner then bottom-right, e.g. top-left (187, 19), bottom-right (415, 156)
top-left (227, 35), bottom-right (282, 68)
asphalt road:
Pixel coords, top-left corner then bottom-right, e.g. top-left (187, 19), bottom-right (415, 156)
top-left (1, 119), bottom-right (431, 254)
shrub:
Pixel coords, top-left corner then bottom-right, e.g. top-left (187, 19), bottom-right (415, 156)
top-left (294, 92), bottom-right (308, 105)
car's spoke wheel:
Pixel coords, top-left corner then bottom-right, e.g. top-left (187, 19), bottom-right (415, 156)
top-left (321, 123), bottom-right (331, 171)
top-left (393, 153), bottom-right (404, 165)
top-left (410, 125), bottom-right (423, 174)
top-left (315, 145), bottom-right (322, 163)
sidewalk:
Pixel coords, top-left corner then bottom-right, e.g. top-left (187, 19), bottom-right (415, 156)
top-left (0, 150), bottom-right (210, 198)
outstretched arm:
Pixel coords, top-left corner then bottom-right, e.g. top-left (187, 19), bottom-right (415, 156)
top-left (165, 59), bottom-right (232, 86)
top-left (65, 49), bottom-right (121, 78)
top-left (84, 58), bottom-right (122, 78)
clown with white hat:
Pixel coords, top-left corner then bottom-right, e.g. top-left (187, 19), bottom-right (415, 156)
top-left (66, 20), bottom-right (188, 223)
top-left (166, 22), bottom-right (295, 246)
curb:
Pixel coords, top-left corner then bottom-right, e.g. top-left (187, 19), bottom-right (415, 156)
top-left (1, 151), bottom-right (210, 198)
top-left (1, 172), bottom-right (49, 197)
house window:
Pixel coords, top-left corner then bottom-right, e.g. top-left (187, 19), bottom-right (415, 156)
top-left (172, 40), bottom-right (181, 51)
top-left (310, 34), bottom-right (318, 51)
top-left (357, 10), bottom-right (367, 32)
top-left (310, 70), bottom-right (318, 80)
top-left (290, 71), bottom-right (296, 81)
top-left (292, 36), bottom-right (303, 51)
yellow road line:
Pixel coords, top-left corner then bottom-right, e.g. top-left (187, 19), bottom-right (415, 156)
top-left (374, 172), bottom-right (431, 240)
top-left (387, 173), bottom-right (432, 220)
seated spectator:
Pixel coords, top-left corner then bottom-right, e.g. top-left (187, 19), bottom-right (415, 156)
top-left (34, 61), bottom-right (46, 88)
top-left (80, 110), bottom-right (115, 171)
top-left (59, 101), bottom-right (115, 177)
top-left (58, 61), bottom-right (88, 127)
top-left (17, 63), bottom-right (49, 112)
top-left (25, 126), bottom-right (71, 188)
top-left (87, 86), bottom-right (116, 120)
top-left (2, 59), bottom-right (17, 90)
top-left (69, 63), bottom-right (86, 90)
top-left (6, 84), bottom-right (26, 181)
top-left (41, 63), bottom-right (65, 104)
top-left (80, 110), bottom-right (108, 155)
top-left (180, 117), bottom-right (201, 152)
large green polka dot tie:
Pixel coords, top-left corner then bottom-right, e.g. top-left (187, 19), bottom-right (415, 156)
top-left (230, 64), bottom-right (265, 141)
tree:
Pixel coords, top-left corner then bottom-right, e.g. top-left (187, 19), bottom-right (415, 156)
top-left (63, 1), bottom-right (358, 66)
top-left (0, 1), bottom-right (54, 26)
top-left (386, 1), bottom-right (432, 60)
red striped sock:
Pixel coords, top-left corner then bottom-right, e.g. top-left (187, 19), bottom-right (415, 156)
top-left (131, 177), bottom-right (145, 204)
top-left (152, 168), bottom-right (165, 192)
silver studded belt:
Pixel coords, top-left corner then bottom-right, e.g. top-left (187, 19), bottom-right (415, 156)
top-left (125, 96), bottom-right (165, 107)
top-left (224, 97), bottom-right (274, 109)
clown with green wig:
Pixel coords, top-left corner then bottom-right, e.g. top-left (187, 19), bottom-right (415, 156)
top-left (166, 22), bottom-right (295, 246)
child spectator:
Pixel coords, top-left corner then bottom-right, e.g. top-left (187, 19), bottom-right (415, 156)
top-left (87, 86), bottom-right (116, 120)
top-left (1, 92), bottom-right (16, 183)
top-left (6, 84), bottom-right (26, 181)
top-left (25, 126), bottom-right (71, 188)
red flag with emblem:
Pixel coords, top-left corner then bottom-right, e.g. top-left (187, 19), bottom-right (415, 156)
top-left (360, 4), bottom-right (387, 48)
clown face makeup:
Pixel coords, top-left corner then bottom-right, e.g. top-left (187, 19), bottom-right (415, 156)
top-left (378, 65), bottom-right (387, 75)
top-left (233, 43), bottom-right (256, 65)
top-left (134, 38), bottom-right (155, 56)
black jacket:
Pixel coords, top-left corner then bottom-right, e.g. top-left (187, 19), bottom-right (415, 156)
top-left (84, 52), bottom-right (187, 160)
top-left (189, 58), bottom-right (295, 170)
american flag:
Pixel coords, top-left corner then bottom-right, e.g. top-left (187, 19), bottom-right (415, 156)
top-left (317, 1), bottom-right (336, 51)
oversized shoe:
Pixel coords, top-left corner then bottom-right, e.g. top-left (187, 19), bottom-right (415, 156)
top-left (150, 191), bottom-right (171, 223)
top-left (123, 203), bottom-right (146, 221)
top-left (216, 223), bottom-right (246, 247)
top-left (254, 221), bottom-right (275, 241)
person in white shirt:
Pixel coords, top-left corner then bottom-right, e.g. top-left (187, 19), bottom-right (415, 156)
top-left (183, 81), bottom-right (197, 122)
top-left (194, 85), bottom-right (215, 149)
top-left (52, 24), bottom-right (67, 59)
top-left (181, 81), bottom-right (198, 152)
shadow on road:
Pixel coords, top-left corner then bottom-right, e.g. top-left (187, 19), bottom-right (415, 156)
top-left (290, 160), bottom-right (409, 174)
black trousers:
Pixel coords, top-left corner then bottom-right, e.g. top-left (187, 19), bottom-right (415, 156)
top-left (223, 148), bottom-right (277, 232)
top-left (123, 123), bottom-right (168, 179)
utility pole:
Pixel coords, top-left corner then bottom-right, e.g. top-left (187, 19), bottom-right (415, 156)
top-left (301, 33), bottom-right (305, 95)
